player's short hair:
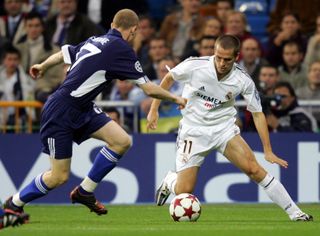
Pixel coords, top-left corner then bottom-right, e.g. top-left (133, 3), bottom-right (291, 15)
top-left (215, 34), bottom-right (241, 56)
top-left (112, 9), bottom-right (139, 30)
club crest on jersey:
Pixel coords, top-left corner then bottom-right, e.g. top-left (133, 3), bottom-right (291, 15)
top-left (135, 61), bottom-right (143, 73)
top-left (225, 92), bottom-right (233, 100)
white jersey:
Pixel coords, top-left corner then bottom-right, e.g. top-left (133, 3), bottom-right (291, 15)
top-left (170, 56), bottom-right (262, 126)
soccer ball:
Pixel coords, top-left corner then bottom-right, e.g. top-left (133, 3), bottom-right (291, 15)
top-left (169, 193), bottom-right (201, 222)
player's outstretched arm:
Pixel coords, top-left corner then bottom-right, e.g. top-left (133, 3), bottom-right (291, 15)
top-left (145, 72), bottom-right (182, 131)
top-left (252, 112), bottom-right (288, 168)
top-left (29, 51), bottom-right (64, 79)
top-left (139, 73), bottom-right (186, 107)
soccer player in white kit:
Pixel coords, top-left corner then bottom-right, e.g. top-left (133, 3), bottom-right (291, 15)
top-left (147, 35), bottom-right (313, 221)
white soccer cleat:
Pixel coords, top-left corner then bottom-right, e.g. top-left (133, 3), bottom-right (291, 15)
top-left (291, 212), bottom-right (313, 221)
top-left (155, 171), bottom-right (173, 206)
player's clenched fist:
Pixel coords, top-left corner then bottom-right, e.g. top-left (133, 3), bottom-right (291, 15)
top-left (29, 64), bottom-right (45, 80)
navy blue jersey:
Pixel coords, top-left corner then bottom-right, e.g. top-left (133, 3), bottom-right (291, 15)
top-left (56, 28), bottom-right (149, 109)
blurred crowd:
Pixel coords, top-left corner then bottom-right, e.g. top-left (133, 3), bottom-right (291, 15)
top-left (0, 0), bottom-right (320, 133)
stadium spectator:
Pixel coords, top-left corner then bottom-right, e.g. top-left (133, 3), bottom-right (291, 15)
top-left (215, 0), bottom-right (233, 27)
top-left (182, 35), bottom-right (216, 60)
top-left (0, 45), bottom-right (35, 130)
top-left (197, 35), bottom-right (216, 57)
top-left (148, 35), bottom-right (313, 221)
top-left (224, 11), bottom-right (252, 43)
top-left (266, 82), bottom-right (318, 132)
top-left (266, 12), bottom-right (307, 67)
top-left (140, 57), bottom-right (183, 133)
top-left (181, 17), bottom-right (221, 59)
top-left (242, 65), bottom-right (281, 132)
top-left (15, 12), bottom-right (64, 103)
top-left (202, 17), bottom-right (223, 38)
top-left (109, 79), bottom-right (144, 131)
top-left (278, 41), bottom-right (308, 90)
top-left (238, 38), bottom-right (268, 88)
top-left (0, 34), bottom-right (9, 58)
top-left (103, 107), bottom-right (130, 133)
top-left (296, 61), bottom-right (320, 126)
top-left (304, 14), bottom-right (320, 67)
top-left (45, 0), bottom-right (104, 47)
top-left (258, 65), bottom-right (280, 96)
top-left (0, 206), bottom-right (29, 229)
top-left (133, 15), bottom-right (156, 66)
top-left (3, 9), bottom-right (186, 219)
top-left (142, 37), bottom-right (170, 81)
top-left (267, 0), bottom-right (320, 36)
top-left (159, 0), bottom-right (205, 59)
top-left (0, 0), bottom-right (27, 45)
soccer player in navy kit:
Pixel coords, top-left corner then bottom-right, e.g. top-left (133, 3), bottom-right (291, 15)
top-left (4, 9), bottom-right (187, 217)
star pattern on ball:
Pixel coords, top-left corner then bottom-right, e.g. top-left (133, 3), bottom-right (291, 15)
top-left (183, 205), bottom-right (195, 219)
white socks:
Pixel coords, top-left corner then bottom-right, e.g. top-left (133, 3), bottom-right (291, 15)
top-left (259, 173), bottom-right (301, 219)
top-left (12, 193), bottom-right (25, 207)
top-left (164, 171), bottom-right (177, 195)
top-left (80, 176), bottom-right (98, 193)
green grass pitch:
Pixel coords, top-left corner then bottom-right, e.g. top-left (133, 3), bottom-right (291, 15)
top-left (2, 204), bottom-right (319, 236)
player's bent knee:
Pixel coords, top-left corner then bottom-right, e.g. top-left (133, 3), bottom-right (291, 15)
top-left (117, 135), bottom-right (132, 152)
top-left (50, 172), bottom-right (70, 187)
top-left (245, 162), bottom-right (262, 180)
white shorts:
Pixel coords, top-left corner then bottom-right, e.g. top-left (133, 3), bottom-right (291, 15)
top-left (175, 119), bottom-right (240, 172)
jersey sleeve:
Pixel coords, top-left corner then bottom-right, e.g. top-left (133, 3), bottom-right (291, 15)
top-left (241, 77), bottom-right (262, 113)
top-left (107, 41), bottom-right (149, 85)
top-left (61, 41), bottom-right (86, 64)
top-left (169, 59), bottom-right (193, 83)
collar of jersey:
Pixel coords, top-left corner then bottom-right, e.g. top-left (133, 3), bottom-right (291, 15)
top-left (107, 28), bottom-right (122, 38)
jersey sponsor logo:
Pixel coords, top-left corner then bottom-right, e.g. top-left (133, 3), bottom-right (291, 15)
top-left (135, 61), bottom-right (143, 73)
top-left (196, 92), bottom-right (222, 104)
top-left (196, 92), bottom-right (223, 109)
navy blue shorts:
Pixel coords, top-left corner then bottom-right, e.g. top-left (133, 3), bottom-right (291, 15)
top-left (40, 96), bottom-right (111, 159)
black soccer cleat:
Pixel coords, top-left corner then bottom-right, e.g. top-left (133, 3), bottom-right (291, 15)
top-left (70, 186), bottom-right (107, 215)
top-left (0, 209), bottom-right (29, 229)
top-left (3, 197), bottom-right (25, 214)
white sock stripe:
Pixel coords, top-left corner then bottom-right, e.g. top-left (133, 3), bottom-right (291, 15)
top-left (264, 177), bottom-right (275, 189)
top-left (101, 147), bottom-right (119, 160)
top-left (101, 150), bottom-right (118, 163)
top-left (35, 174), bottom-right (48, 194)
top-left (100, 148), bottom-right (118, 163)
